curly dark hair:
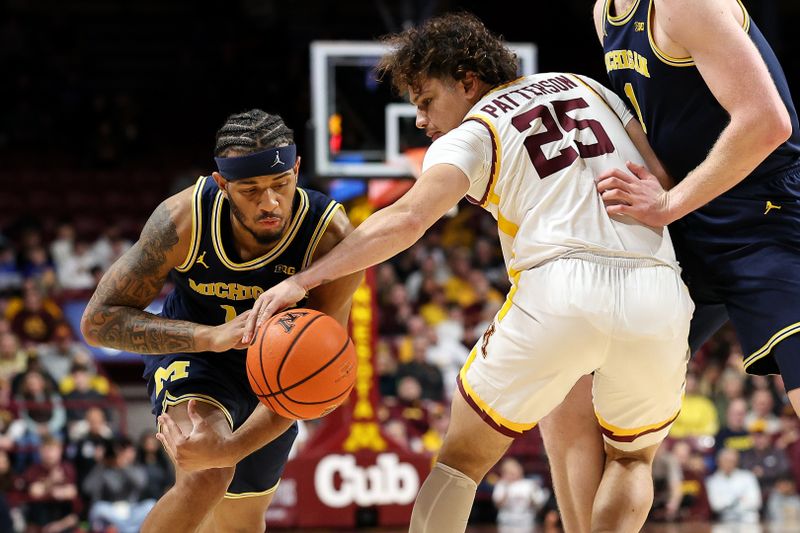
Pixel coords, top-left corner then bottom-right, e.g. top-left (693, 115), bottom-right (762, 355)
top-left (377, 12), bottom-right (518, 95)
top-left (214, 109), bottom-right (294, 157)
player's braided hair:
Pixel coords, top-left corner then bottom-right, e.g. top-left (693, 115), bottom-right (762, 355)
top-left (378, 12), bottom-right (518, 95)
top-left (214, 109), bottom-right (295, 157)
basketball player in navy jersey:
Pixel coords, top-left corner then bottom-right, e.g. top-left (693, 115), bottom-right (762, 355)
top-left (81, 110), bottom-right (361, 533)
top-left (538, 1), bottom-right (800, 531)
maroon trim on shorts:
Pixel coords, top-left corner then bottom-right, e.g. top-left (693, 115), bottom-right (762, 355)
top-left (456, 375), bottom-right (529, 439)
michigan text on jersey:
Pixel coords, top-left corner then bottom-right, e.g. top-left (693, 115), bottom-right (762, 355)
top-left (605, 49), bottom-right (651, 78)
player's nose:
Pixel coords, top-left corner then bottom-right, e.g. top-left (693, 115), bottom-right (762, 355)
top-left (415, 109), bottom-right (428, 130)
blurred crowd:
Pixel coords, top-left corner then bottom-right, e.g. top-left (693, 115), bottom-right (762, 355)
top-left (3, 199), bottom-right (800, 531)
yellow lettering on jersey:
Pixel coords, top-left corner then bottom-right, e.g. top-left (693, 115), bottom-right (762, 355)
top-left (154, 361), bottom-right (190, 396)
top-left (188, 278), bottom-right (265, 301)
top-left (274, 264), bottom-right (297, 275)
top-left (343, 422), bottom-right (387, 452)
top-left (220, 305), bottom-right (237, 323)
top-left (605, 49), bottom-right (651, 78)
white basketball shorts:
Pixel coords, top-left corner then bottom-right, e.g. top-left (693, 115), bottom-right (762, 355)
top-left (458, 251), bottom-right (694, 451)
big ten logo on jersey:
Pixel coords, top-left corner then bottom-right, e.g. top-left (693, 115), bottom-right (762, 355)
top-left (314, 453), bottom-right (419, 508)
top-left (274, 264), bottom-right (297, 275)
top-left (154, 361), bottom-right (190, 396)
top-left (277, 311), bottom-right (309, 333)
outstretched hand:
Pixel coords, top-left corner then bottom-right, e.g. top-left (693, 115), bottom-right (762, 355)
top-left (241, 277), bottom-right (307, 344)
top-left (156, 399), bottom-right (235, 471)
top-left (596, 161), bottom-right (674, 227)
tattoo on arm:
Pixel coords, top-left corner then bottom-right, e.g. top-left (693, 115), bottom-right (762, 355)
top-left (82, 201), bottom-right (200, 354)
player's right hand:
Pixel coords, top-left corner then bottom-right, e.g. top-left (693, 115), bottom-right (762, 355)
top-left (205, 310), bottom-right (252, 352)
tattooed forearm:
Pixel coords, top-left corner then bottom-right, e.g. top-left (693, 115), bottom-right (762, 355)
top-left (85, 307), bottom-right (199, 353)
top-left (81, 200), bottom-right (204, 354)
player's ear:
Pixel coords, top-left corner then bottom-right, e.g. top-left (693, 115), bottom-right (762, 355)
top-left (211, 171), bottom-right (229, 196)
top-left (293, 156), bottom-right (302, 178)
top-left (461, 71), bottom-right (479, 98)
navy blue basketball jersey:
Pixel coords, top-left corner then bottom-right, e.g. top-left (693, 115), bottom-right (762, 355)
top-left (161, 176), bottom-right (342, 329)
top-left (602, 0), bottom-right (800, 182)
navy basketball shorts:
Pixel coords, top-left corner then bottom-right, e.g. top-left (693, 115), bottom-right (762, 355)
top-left (143, 351), bottom-right (298, 497)
top-left (671, 162), bottom-right (800, 390)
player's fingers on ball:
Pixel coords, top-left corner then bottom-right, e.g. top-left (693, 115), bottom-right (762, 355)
top-left (243, 305), bottom-right (260, 343)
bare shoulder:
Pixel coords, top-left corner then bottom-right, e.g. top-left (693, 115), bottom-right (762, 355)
top-left (654, 0), bottom-right (745, 37)
top-left (136, 185), bottom-right (195, 272)
top-left (311, 205), bottom-right (352, 261)
top-left (592, 0), bottom-right (605, 45)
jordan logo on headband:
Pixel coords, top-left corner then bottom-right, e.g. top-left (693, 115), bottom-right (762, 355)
top-left (271, 150), bottom-right (284, 168)
top-left (215, 144), bottom-right (296, 181)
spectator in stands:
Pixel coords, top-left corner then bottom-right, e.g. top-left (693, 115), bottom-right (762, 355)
top-left (16, 436), bottom-right (78, 533)
top-left (62, 362), bottom-right (107, 424)
top-left (766, 475), bottom-right (800, 527)
top-left (650, 443), bottom-right (683, 522)
top-left (36, 322), bottom-right (91, 384)
top-left (378, 283), bottom-right (413, 336)
top-left (8, 285), bottom-right (60, 345)
top-left (670, 372), bottom-right (719, 439)
top-left (421, 405), bottom-right (450, 456)
top-left (740, 428), bottom-right (792, 498)
top-left (375, 340), bottom-right (398, 398)
top-left (396, 336), bottom-right (444, 402)
top-left (0, 331), bottom-right (26, 381)
top-left (706, 448), bottom-right (762, 524)
top-left (66, 406), bottom-right (114, 490)
top-left (712, 370), bottom-right (746, 428)
top-left (443, 247), bottom-right (477, 308)
top-left (747, 389), bottom-right (781, 435)
top-left (83, 436), bottom-right (155, 533)
top-left (418, 284), bottom-right (448, 327)
top-left (49, 221), bottom-right (76, 271)
top-left (672, 440), bottom-right (711, 521)
top-left (775, 407), bottom-right (800, 490)
top-left (715, 398), bottom-right (754, 455)
top-left (471, 237), bottom-right (505, 286)
top-left (56, 240), bottom-right (97, 291)
top-left (58, 351), bottom-right (109, 398)
top-left (381, 376), bottom-right (431, 446)
top-left (0, 238), bottom-right (23, 295)
top-left (19, 245), bottom-right (57, 290)
top-left (91, 225), bottom-right (131, 270)
top-left (492, 457), bottom-right (549, 532)
top-left (424, 325), bottom-right (468, 401)
top-left (135, 433), bottom-right (173, 501)
top-left (14, 369), bottom-right (66, 470)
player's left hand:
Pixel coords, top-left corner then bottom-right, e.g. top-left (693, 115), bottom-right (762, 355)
top-left (596, 161), bottom-right (674, 227)
top-left (242, 277), bottom-right (307, 344)
top-left (156, 399), bottom-right (235, 471)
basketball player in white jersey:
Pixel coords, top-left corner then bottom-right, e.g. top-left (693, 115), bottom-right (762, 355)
top-left (242, 13), bottom-right (693, 532)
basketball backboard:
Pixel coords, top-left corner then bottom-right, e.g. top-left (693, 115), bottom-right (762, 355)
top-left (311, 41), bottom-right (537, 178)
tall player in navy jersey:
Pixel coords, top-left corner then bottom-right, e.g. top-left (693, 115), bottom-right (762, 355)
top-left (540, 1), bottom-right (800, 530)
top-left (80, 110), bottom-right (361, 533)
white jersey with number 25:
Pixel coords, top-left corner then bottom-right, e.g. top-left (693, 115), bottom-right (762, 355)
top-left (422, 72), bottom-right (677, 274)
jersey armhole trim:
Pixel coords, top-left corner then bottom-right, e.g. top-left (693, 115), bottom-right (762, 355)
top-left (607, 0), bottom-right (640, 26)
top-left (647, 0), bottom-right (695, 67)
top-left (303, 201), bottom-right (344, 269)
top-left (462, 116), bottom-right (501, 207)
top-left (175, 176), bottom-right (206, 273)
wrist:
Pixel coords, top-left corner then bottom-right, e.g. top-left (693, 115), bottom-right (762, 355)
top-left (294, 270), bottom-right (317, 292)
top-left (195, 325), bottom-right (217, 352)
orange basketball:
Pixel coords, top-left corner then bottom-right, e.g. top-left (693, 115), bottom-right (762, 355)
top-left (246, 308), bottom-right (356, 420)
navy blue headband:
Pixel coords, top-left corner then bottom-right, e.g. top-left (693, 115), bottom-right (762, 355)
top-left (214, 145), bottom-right (296, 181)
